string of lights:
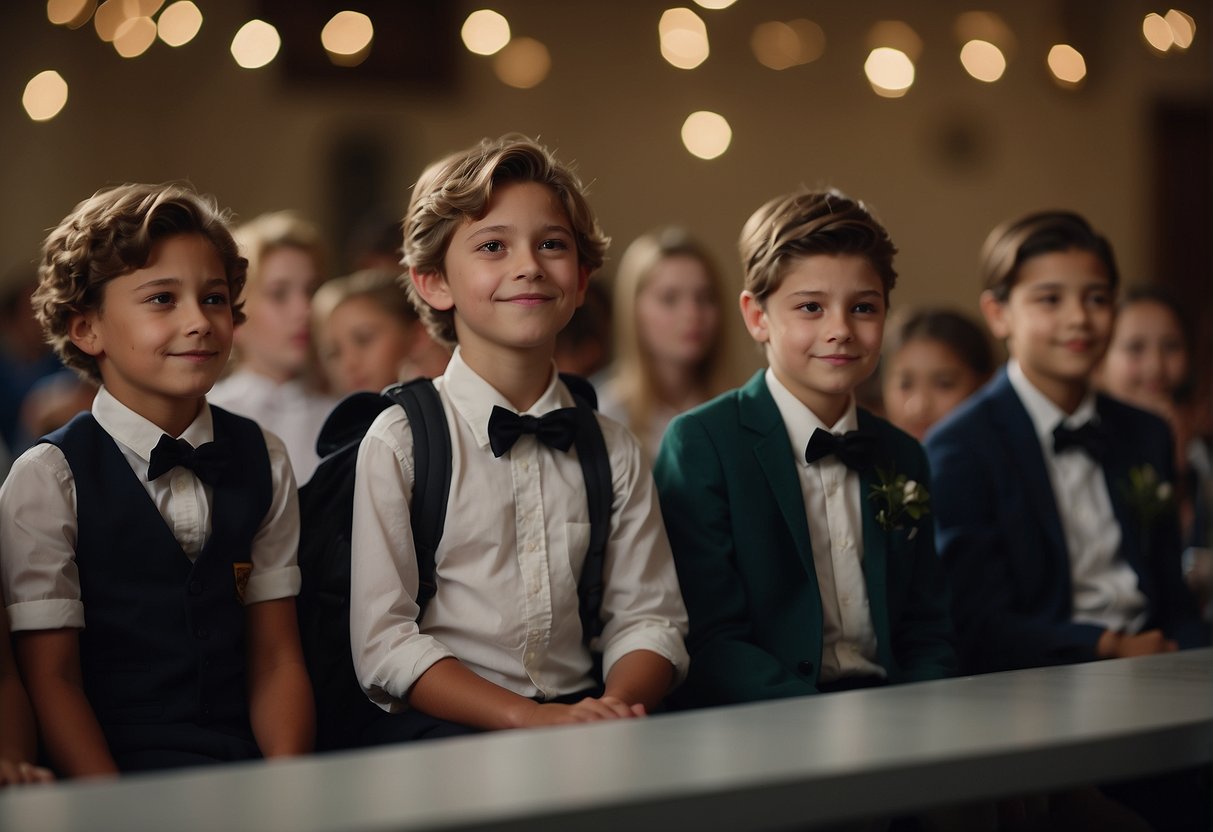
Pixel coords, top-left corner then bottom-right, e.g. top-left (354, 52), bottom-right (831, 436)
top-left (24, 1), bottom-right (1200, 163)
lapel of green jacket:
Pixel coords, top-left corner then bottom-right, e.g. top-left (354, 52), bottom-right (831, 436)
top-left (857, 408), bottom-right (891, 667)
top-left (738, 372), bottom-right (817, 580)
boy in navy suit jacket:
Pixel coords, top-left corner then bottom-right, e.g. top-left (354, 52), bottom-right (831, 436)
top-left (654, 188), bottom-right (956, 708)
top-left (0, 184), bottom-right (314, 776)
top-left (926, 210), bottom-right (1207, 675)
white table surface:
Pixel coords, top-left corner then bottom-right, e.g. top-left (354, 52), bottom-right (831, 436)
top-left (2, 649), bottom-right (1211, 832)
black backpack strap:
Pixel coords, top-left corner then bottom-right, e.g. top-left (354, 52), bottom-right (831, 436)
top-left (385, 378), bottom-right (450, 614)
top-left (561, 373), bottom-right (611, 647)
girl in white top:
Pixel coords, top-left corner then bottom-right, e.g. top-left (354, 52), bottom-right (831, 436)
top-left (598, 228), bottom-right (734, 460)
top-left (209, 212), bottom-right (336, 484)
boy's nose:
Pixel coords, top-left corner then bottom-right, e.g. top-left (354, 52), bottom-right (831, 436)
top-left (512, 249), bottom-right (543, 280)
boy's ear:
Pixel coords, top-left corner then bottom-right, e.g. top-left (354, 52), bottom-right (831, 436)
top-left (979, 289), bottom-right (1010, 340)
top-left (739, 290), bottom-right (770, 344)
top-left (68, 311), bottom-right (104, 358)
top-left (410, 267), bottom-right (454, 312)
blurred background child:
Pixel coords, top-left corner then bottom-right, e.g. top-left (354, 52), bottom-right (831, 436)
top-left (882, 308), bottom-right (996, 441)
top-left (1098, 285), bottom-right (1212, 609)
top-left (312, 268), bottom-right (449, 395)
top-left (599, 227), bottom-right (733, 458)
top-left (209, 212), bottom-right (335, 484)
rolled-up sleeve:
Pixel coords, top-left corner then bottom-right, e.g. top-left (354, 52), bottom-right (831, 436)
top-left (0, 444), bottom-right (85, 631)
top-left (595, 418), bottom-right (690, 686)
top-left (244, 429), bottom-right (303, 604)
top-left (349, 408), bottom-right (454, 712)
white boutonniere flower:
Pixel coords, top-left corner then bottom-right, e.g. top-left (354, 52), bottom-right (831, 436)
top-left (869, 468), bottom-right (930, 535)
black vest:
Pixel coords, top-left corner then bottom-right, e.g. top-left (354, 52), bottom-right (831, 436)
top-left (43, 407), bottom-right (271, 754)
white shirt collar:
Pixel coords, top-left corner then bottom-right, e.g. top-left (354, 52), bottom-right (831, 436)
top-left (441, 347), bottom-right (568, 451)
top-left (764, 368), bottom-right (858, 467)
top-left (1006, 359), bottom-right (1098, 448)
top-left (91, 385), bottom-right (214, 462)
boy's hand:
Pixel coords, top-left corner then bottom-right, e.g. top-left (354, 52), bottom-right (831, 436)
top-left (518, 695), bottom-right (646, 727)
top-left (0, 759), bottom-right (54, 787)
top-left (1097, 629), bottom-right (1178, 658)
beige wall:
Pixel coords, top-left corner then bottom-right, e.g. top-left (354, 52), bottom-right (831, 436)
top-left (3, 1), bottom-right (1209, 377)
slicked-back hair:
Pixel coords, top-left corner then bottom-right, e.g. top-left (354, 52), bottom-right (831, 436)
top-left (980, 210), bottom-right (1118, 302)
top-left (738, 187), bottom-right (897, 305)
top-left (33, 182), bottom-right (246, 382)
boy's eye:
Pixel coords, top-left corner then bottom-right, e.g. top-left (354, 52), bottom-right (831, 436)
top-left (799, 301), bottom-right (822, 313)
top-left (147, 293), bottom-right (174, 305)
top-left (203, 293), bottom-right (230, 306)
top-left (479, 241), bottom-right (504, 253)
top-left (852, 302), bottom-right (879, 314)
top-left (539, 239), bottom-right (568, 251)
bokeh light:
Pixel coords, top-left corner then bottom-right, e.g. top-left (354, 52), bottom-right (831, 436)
top-left (1047, 43), bottom-right (1086, 87)
top-left (752, 19), bottom-right (825, 70)
top-left (867, 20), bottom-right (922, 62)
top-left (46, 0), bottom-right (96, 29)
top-left (23, 70), bottom-right (69, 122)
top-left (660, 7), bottom-right (710, 70)
top-left (493, 37), bottom-right (550, 88)
top-left (93, 0), bottom-right (126, 41)
top-left (681, 111), bottom-right (732, 160)
top-left (113, 15), bottom-right (156, 57)
top-left (1143, 12), bottom-right (1174, 52)
top-left (156, 1), bottom-right (201, 47)
top-left (1165, 9), bottom-right (1195, 50)
top-left (322, 10), bottom-right (374, 66)
top-left (462, 9), bottom-right (510, 56)
top-left (231, 19), bottom-right (281, 69)
top-left (693, 0), bottom-right (737, 8)
top-left (865, 47), bottom-right (915, 97)
top-left (959, 39), bottom-right (1006, 82)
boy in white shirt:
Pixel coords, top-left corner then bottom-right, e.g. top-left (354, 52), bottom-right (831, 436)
top-left (351, 135), bottom-right (688, 741)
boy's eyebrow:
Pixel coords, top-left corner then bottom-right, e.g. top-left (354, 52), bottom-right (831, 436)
top-left (785, 288), bottom-right (884, 298)
top-left (466, 223), bottom-right (574, 238)
top-left (131, 276), bottom-right (228, 291)
top-left (1023, 279), bottom-right (1110, 292)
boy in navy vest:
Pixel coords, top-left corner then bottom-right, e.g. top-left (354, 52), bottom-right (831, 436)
top-left (0, 183), bottom-right (314, 776)
top-left (350, 136), bottom-right (688, 742)
top-left (926, 210), bottom-right (1206, 675)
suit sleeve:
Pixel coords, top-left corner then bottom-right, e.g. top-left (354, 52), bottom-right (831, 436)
top-left (654, 414), bottom-right (815, 706)
top-left (927, 422), bottom-right (1103, 672)
top-left (888, 444), bottom-right (958, 682)
top-left (1143, 418), bottom-right (1209, 649)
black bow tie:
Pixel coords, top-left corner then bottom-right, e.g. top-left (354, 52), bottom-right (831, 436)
top-left (487, 406), bottom-right (579, 458)
top-left (804, 428), bottom-right (876, 471)
top-left (1052, 420), bottom-right (1108, 460)
top-left (147, 434), bottom-right (230, 485)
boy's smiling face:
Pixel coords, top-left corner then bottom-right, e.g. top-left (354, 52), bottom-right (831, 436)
top-left (70, 232), bottom-right (234, 431)
top-left (981, 247), bottom-right (1114, 412)
top-left (413, 180), bottom-right (587, 367)
top-left (741, 253), bottom-right (886, 425)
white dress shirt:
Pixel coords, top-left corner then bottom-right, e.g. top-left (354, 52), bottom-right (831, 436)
top-left (208, 369), bottom-right (336, 485)
top-left (1007, 360), bottom-right (1147, 634)
top-left (765, 370), bottom-right (885, 682)
top-left (350, 347), bottom-right (689, 711)
top-left (0, 386), bottom-right (302, 632)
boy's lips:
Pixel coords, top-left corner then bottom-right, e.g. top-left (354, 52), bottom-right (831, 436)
top-left (1060, 338), bottom-right (1094, 352)
top-left (816, 353), bottom-right (859, 366)
top-left (501, 293), bottom-right (553, 306)
top-left (171, 350), bottom-right (220, 362)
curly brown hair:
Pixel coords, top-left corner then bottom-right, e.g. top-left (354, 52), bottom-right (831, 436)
top-left (33, 183), bottom-right (247, 382)
top-left (401, 134), bottom-right (609, 347)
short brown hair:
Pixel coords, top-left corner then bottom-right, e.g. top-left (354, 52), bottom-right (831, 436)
top-left (738, 187), bottom-right (897, 305)
top-left (33, 183), bottom-right (246, 382)
top-left (980, 210), bottom-right (1118, 302)
top-left (401, 134), bottom-right (609, 347)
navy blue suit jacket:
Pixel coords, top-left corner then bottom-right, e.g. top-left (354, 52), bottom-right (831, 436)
top-left (925, 368), bottom-right (1207, 673)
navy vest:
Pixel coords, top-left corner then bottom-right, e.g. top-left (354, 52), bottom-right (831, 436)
top-left (43, 406), bottom-right (271, 756)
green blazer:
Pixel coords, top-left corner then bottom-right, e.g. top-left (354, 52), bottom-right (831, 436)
top-left (654, 371), bottom-right (957, 708)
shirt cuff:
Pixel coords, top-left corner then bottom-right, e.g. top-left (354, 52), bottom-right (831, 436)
top-left (366, 639), bottom-right (455, 713)
top-left (600, 623), bottom-right (690, 687)
top-left (243, 564), bottom-right (301, 605)
top-left (6, 598), bottom-right (84, 632)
